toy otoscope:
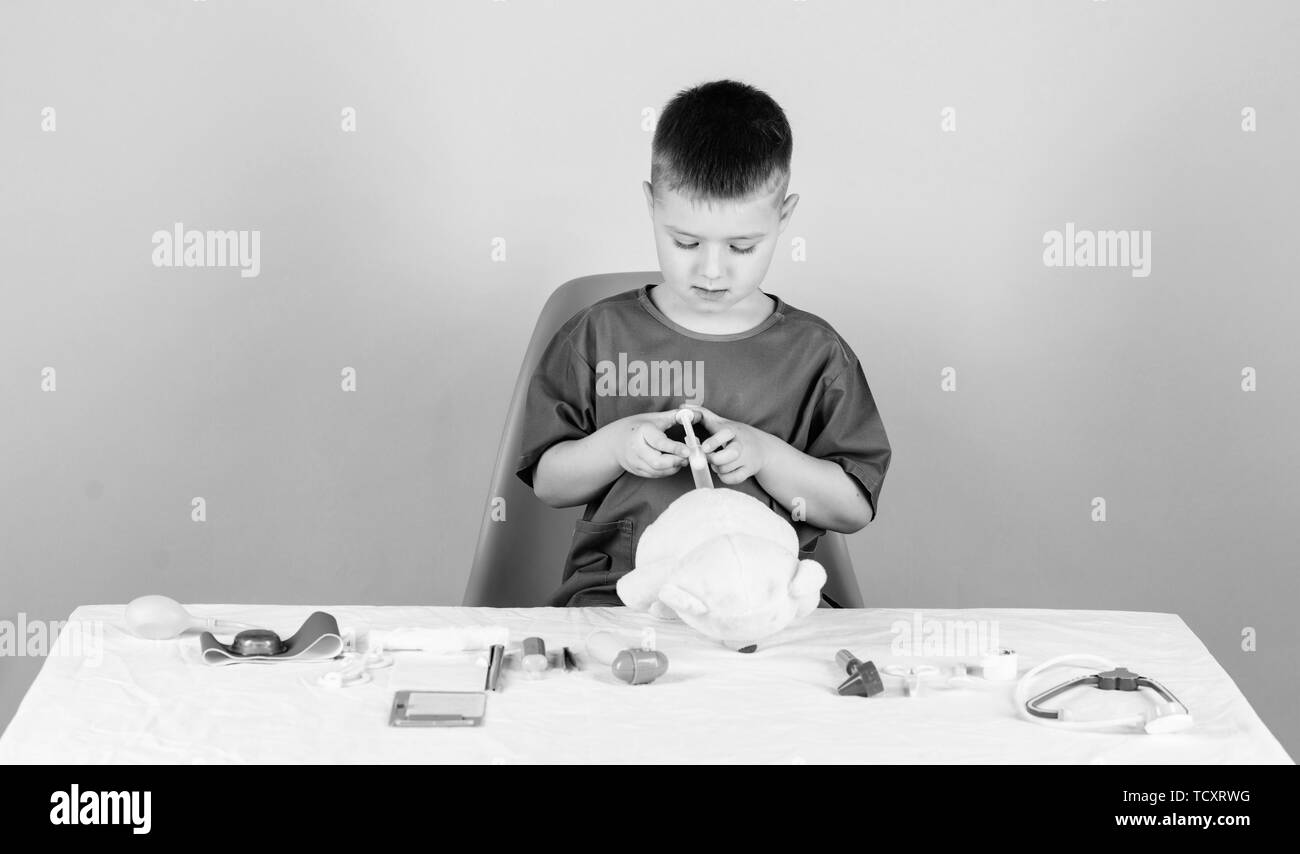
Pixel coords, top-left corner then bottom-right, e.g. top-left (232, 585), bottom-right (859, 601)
top-left (677, 408), bottom-right (714, 490)
top-left (835, 649), bottom-right (884, 697)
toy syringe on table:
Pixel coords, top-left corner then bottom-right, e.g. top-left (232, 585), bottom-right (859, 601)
top-left (677, 408), bottom-right (714, 490)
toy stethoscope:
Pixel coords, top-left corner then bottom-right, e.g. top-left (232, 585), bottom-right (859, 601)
top-left (1013, 654), bottom-right (1194, 734)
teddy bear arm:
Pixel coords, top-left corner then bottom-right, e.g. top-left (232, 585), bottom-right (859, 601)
top-left (789, 558), bottom-right (829, 619)
top-left (616, 556), bottom-right (677, 611)
top-left (658, 583), bottom-right (709, 617)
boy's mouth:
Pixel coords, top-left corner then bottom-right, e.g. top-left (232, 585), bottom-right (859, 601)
top-left (691, 285), bottom-right (728, 300)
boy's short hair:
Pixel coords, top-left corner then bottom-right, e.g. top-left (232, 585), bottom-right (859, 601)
top-left (650, 79), bottom-right (792, 206)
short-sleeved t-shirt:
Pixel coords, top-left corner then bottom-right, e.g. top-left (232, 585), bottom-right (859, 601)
top-left (515, 284), bottom-right (891, 607)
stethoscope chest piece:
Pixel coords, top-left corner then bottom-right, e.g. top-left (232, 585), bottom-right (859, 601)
top-left (230, 629), bottom-right (286, 656)
top-left (1095, 667), bottom-right (1141, 691)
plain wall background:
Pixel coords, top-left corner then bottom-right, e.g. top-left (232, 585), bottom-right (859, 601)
top-left (2, 0), bottom-right (1296, 757)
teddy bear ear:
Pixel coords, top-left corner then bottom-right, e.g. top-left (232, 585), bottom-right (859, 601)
top-left (658, 583), bottom-right (709, 617)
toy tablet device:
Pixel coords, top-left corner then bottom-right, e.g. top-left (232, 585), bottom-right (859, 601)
top-left (389, 691), bottom-right (487, 727)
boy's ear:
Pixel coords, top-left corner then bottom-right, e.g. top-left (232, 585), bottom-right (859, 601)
top-left (777, 193), bottom-right (800, 231)
top-left (642, 181), bottom-right (656, 217)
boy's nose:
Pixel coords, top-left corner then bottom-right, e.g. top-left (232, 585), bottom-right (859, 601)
top-left (700, 245), bottom-right (724, 279)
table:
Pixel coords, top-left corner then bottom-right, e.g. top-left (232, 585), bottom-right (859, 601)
top-left (0, 605), bottom-right (1291, 764)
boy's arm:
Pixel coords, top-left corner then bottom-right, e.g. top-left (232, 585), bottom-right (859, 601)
top-left (694, 407), bottom-right (875, 533)
top-left (532, 410), bottom-right (691, 507)
top-left (532, 429), bottom-right (624, 507)
top-left (753, 436), bottom-right (873, 533)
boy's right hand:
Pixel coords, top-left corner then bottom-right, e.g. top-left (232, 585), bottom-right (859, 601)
top-left (610, 410), bottom-right (692, 479)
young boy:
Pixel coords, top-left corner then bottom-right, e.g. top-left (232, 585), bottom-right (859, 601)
top-left (515, 79), bottom-right (891, 607)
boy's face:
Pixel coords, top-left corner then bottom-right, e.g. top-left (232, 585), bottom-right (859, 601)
top-left (642, 180), bottom-right (799, 316)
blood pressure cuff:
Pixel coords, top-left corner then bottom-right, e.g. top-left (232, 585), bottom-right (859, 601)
top-left (199, 611), bottom-right (344, 665)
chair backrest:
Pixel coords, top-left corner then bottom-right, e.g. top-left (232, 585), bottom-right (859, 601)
top-left (464, 272), bottom-right (863, 608)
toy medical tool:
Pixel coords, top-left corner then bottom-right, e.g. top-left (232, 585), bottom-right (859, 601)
top-left (368, 625), bottom-right (509, 653)
top-left (318, 627), bottom-right (511, 690)
top-left (230, 629), bottom-right (285, 656)
top-left (522, 637), bottom-right (549, 677)
top-left (585, 631), bottom-right (668, 685)
top-left (882, 664), bottom-right (939, 697)
top-left (677, 408), bottom-right (714, 490)
top-left (880, 654), bottom-right (1017, 695)
top-left (1014, 654), bottom-right (1194, 734)
top-left (485, 644), bottom-right (505, 691)
top-left (389, 691), bottom-right (487, 727)
top-left (318, 645), bottom-right (393, 688)
top-left (973, 648), bottom-right (1018, 681)
top-left (199, 611), bottom-right (345, 665)
top-left (835, 649), bottom-right (884, 697)
top-left (125, 594), bottom-right (259, 640)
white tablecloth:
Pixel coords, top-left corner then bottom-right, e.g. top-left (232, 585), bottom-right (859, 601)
top-left (0, 604), bottom-right (1291, 764)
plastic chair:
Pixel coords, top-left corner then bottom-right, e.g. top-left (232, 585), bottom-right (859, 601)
top-left (464, 272), bottom-right (864, 608)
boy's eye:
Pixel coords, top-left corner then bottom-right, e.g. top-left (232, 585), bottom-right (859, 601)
top-left (672, 239), bottom-right (757, 255)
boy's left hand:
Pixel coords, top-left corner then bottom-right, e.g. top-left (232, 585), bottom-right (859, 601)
top-left (689, 406), bottom-right (772, 486)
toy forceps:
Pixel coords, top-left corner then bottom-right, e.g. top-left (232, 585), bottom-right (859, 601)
top-left (676, 408), bottom-right (714, 490)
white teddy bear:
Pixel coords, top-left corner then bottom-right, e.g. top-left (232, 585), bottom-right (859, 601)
top-left (616, 488), bottom-right (827, 650)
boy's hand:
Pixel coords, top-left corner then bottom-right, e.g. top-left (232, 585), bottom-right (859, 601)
top-left (611, 410), bottom-right (691, 479)
top-left (690, 406), bottom-right (772, 486)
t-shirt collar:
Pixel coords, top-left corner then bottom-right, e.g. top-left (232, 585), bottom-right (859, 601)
top-left (638, 284), bottom-right (785, 342)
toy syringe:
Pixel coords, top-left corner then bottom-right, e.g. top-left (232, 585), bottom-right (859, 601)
top-left (676, 408), bottom-right (714, 489)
